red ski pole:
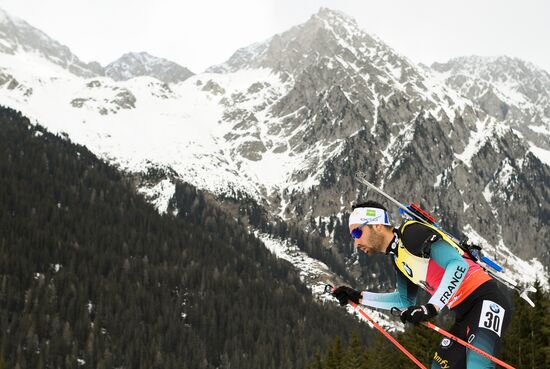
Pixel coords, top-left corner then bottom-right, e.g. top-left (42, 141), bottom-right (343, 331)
top-left (326, 285), bottom-right (426, 369)
top-left (390, 308), bottom-right (515, 369)
top-left (422, 322), bottom-right (515, 369)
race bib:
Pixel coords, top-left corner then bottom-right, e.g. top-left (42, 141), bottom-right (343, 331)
top-left (478, 300), bottom-right (505, 336)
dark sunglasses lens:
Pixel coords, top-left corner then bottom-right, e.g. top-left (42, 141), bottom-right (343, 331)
top-left (351, 228), bottom-right (362, 239)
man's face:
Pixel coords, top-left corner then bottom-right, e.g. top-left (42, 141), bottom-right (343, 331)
top-left (349, 223), bottom-right (385, 255)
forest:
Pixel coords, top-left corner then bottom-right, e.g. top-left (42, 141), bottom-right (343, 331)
top-left (0, 106), bottom-right (370, 369)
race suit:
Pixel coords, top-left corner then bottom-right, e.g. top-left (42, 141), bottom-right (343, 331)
top-left (360, 220), bottom-right (511, 369)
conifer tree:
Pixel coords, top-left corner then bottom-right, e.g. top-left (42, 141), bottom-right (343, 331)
top-left (343, 332), bottom-right (364, 369)
top-left (324, 336), bottom-right (344, 369)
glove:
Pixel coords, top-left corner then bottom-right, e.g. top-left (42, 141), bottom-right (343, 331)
top-left (333, 286), bottom-right (361, 306)
top-left (400, 304), bottom-right (438, 324)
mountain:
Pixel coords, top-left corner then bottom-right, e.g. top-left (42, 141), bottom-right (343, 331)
top-left (105, 51), bottom-right (194, 84)
top-left (0, 8), bottom-right (193, 85)
top-left (0, 7), bottom-right (101, 77)
top-left (205, 8), bottom-right (550, 274)
top-left (0, 6), bottom-right (547, 296)
top-left (431, 55), bottom-right (550, 149)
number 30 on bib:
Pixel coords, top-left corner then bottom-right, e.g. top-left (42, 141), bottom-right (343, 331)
top-left (479, 300), bottom-right (505, 336)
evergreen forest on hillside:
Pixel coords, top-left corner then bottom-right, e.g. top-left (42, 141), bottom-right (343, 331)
top-left (0, 106), bottom-right (371, 369)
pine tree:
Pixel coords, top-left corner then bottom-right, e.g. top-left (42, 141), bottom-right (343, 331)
top-left (324, 336), bottom-right (344, 369)
top-left (525, 280), bottom-right (547, 368)
top-left (306, 350), bottom-right (323, 369)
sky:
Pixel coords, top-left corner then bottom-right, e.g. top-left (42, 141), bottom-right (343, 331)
top-left (1, 0), bottom-right (549, 74)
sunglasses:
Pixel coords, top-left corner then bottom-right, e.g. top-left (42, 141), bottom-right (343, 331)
top-left (351, 221), bottom-right (371, 239)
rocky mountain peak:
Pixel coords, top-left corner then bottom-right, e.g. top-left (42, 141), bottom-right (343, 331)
top-left (104, 51), bottom-right (194, 84)
top-left (431, 55), bottom-right (550, 148)
top-left (208, 7), bottom-right (390, 75)
top-left (0, 7), bottom-right (101, 77)
top-left (313, 7), bottom-right (360, 30)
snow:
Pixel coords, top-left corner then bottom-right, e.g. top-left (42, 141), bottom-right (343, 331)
top-left (496, 158), bottom-right (515, 189)
top-left (454, 118), bottom-right (497, 167)
top-left (138, 179), bottom-right (176, 214)
top-left (482, 183), bottom-right (493, 203)
top-left (318, 13), bottom-right (360, 60)
top-left (434, 173), bottom-right (443, 188)
top-left (0, 62), bottom-right (297, 201)
top-left (2, 10), bottom-right (548, 312)
top-left (490, 78), bottom-right (530, 106)
top-left (528, 125), bottom-right (550, 135)
top-left (257, 231), bottom-right (331, 282)
top-left (0, 48), bottom-right (76, 79)
top-left (0, 38), bottom-right (12, 49)
top-left (380, 122), bottom-right (415, 167)
top-left (529, 145), bottom-right (550, 166)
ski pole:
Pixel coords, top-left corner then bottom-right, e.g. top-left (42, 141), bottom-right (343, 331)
top-left (390, 308), bottom-right (515, 369)
top-left (325, 285), bottom-right (426, 369)
top-left (425, 322), bottom-right (515, 369)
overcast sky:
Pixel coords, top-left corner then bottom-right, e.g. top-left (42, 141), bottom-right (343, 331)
top-left (1, 0), bottom-right (549, 73)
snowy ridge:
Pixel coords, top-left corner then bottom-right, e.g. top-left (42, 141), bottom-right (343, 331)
top-left (0, 55), bottom-right (342, 203)
top-left (206, 40), bottom-right (271, 73)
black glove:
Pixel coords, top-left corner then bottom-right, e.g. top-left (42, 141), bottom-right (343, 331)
top-left (400, 304), bottom-right (438, 324)
top-left (333, 286), bottom-right (361, 306)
